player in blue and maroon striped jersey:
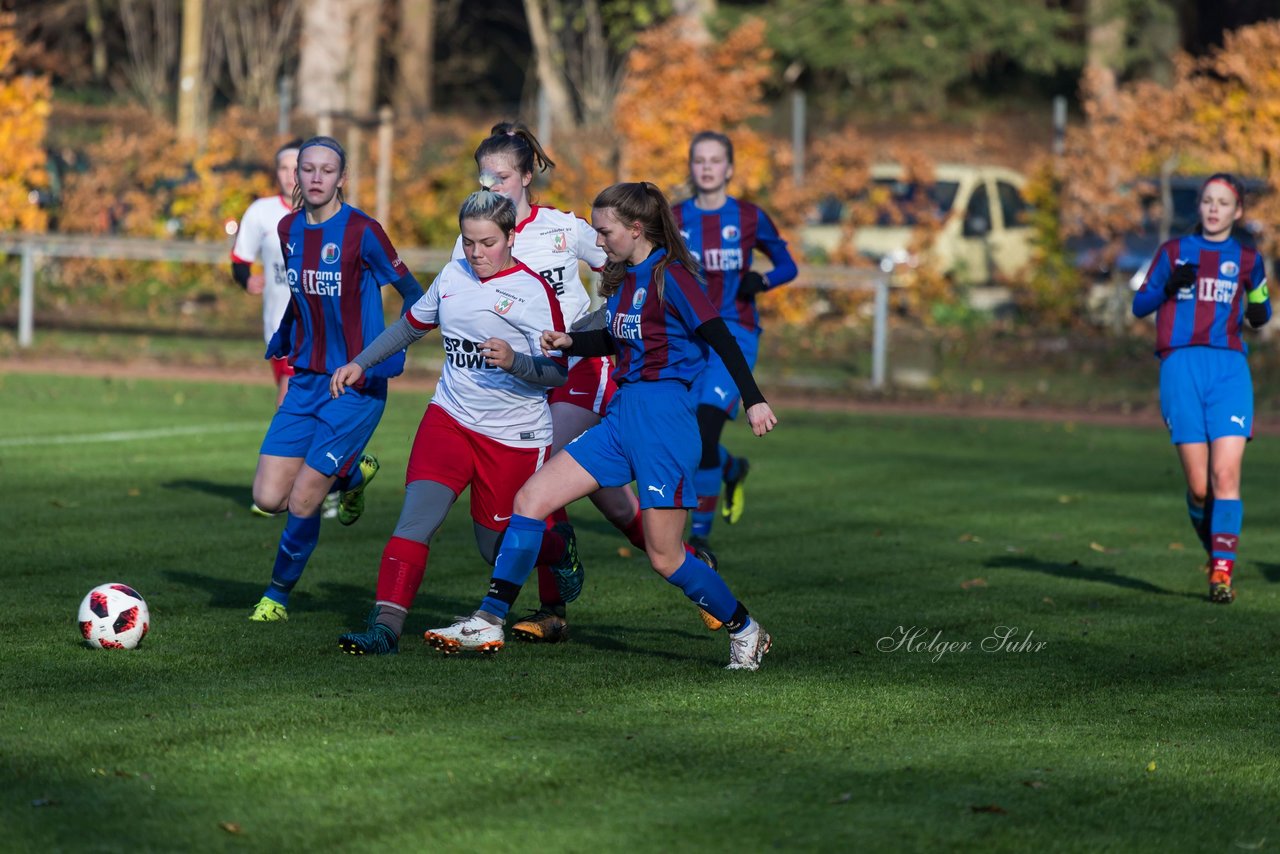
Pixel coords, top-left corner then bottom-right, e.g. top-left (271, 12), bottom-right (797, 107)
top-left (1132, 173), bottom-right (1271, 604)
top-left (423, 182), bottom-right (778, 670)
top-left (673, 132), bottom-right (797, 550)
top-left (247, 136), bottom-right (424, 623)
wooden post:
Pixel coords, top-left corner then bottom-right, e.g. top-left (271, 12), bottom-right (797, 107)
top-left (376, 106), bottom-right (394, 225)
top-left (347, 123), bottom-right (362, 208)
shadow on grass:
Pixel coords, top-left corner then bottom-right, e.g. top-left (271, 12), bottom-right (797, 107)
top-left (1253, 561), bottom-right (1280, 584)
top-left (162, 478), bottom-right (252, 509)
top-left (564, 620), bottom-right (714, 661)
top-left (162, 569), bottom-right (386, 622)
top-left (984, 554), bottom-right (1200, 599)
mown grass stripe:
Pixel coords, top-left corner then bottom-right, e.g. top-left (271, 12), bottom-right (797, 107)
top-left (0, 422), bottom-right (262, 447)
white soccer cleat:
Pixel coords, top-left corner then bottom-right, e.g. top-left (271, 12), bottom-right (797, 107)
top-left (726, 620), bottom-right (772, 671)
top-left (422, 612), bottom-right (505, 655)
top-left (321, 492), bottom-right (340, 519)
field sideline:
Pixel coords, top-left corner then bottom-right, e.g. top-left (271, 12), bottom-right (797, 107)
top-left (2, 371), bottom-right (1278, 852)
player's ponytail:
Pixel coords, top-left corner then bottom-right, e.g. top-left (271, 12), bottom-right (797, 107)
top-left (593, 182), bottom-right (703, 301)
top-left (474, 121), bottom-right (555, 203)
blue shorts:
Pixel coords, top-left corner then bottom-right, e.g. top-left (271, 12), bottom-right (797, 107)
top-left (564, 380), bottom-right (699, 510)
top-left (694, 324), bottom-right (759, 418)
top-left (259, 370), bottom-right (387, 477)
top-left (1159, 347), bottom-right (1253, 445)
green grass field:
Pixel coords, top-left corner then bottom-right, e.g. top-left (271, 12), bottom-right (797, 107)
top-left (2, 371), bottom-right (1278, 852)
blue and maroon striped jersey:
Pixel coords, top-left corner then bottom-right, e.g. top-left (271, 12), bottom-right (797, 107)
top-left (605, 249), bottom-right (721, 386)
top-left (672, 196), bottom-right (797, 333)
top-left (275, 204), bottom-right (410, 376)
top-left (1133, 233), bottom-right (1270, 358)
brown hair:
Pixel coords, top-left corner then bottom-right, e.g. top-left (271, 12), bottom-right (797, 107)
top-left (592, 182), bottom-right (702, 301)
top-left (474, 121), bottom-right (555, 203)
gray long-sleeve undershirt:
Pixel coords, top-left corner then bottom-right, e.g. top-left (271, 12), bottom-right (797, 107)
top-left (352, 315), bottom-right (567, 387)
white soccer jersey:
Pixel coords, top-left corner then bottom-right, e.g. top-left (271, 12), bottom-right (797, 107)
top-left (231, 195), bottom-right (293, 344)
top-left (407, 259), bottom-right (567, 448)
top-left (451, 205), bottom-right (606, 325)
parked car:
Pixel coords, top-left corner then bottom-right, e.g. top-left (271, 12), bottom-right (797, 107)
top-left (800, 163), bottom-right (1033, 287)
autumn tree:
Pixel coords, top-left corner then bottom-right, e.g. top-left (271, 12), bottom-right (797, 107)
top-left (0, 13), bottom-right (50, 232)
top-left (613, 16), bottom-right (772, 193)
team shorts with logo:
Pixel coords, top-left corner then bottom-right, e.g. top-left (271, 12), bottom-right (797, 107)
top-left (565, 379), bottom-right (699, 510)
top-left (1159, 346), bottom-right (1254, 444)
top-left (548, 356), bottom-right (616, 416)
top-left (260, 370), bottom-right (387, 477)
top-left (270, 356), bottom-right (295, 384)
top-left (694, 324), bottom-right (760, 418)
top-left (405, 404), bottom-right (550, 531)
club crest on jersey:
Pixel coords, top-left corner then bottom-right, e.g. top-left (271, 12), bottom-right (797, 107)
top-left (494, 296), bottom-right (515, 315)
top-left (632, 287), bottom-right (647, 309)
top-left (722, 225), bottom-right (739, 241)
top-left (321, 243), bottom-right (341, 264)
top-left (1221, 260), bottom-right (1239, 277)
top-left (552, 232), bottom-right (568, 252)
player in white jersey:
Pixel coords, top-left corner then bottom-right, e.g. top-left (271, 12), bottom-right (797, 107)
top-left (231, 139), bottom-right (303, 406)
top-left (448, 123), bottom-right (651, 643)
top-left (332, 189), bottom-right (572, 655)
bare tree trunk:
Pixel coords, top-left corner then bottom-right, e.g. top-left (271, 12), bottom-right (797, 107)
top-left (523, 0), bottom-right (577, 131)
top-left (672, 0), bottom-right (714, 45)
top-left (177, 0), bottom-right (205, 139)
top-left (1086, 0), bottom-right (1126, 112)
top-left (85, 0), bottom-right (107, 82)
top-left (299, 0), bottom-right (350, 120)
top-left (348, 0), bottom-right (383, 118)
top-left (396, 0), bottom-right (434, 118)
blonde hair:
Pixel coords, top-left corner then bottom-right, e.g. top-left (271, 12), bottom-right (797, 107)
top-left (459, 188), bottom-right (517, 235)
top-left (290, 136), bottom-right (347, 211)
top-left (592, 182), bottom-right (702, 301)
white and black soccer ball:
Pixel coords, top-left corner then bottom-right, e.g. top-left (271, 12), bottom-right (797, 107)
top-left (78, 583), bottom-right (150, 649)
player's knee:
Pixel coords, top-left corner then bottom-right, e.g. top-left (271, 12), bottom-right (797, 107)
top-left (252, 482), bottom-right (288, 514)
top-left (1210, 468), bottom-right (1241, 497)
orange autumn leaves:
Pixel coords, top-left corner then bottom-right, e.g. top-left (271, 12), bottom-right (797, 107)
top-left (0, 13), bottom-right (50, 232)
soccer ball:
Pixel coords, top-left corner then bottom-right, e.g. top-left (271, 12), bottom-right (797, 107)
top-left (78, 583), bottom-right (150, 650)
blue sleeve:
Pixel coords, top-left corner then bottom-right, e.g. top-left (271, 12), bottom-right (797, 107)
top-left (1133, 249), bottom-right (1172, 318)
top-left (361, 220), bottom-right (412, 285)
top-left (755, 209), bottom-right (797, 289)
top-left (390, 272), bottom-right (424, 316)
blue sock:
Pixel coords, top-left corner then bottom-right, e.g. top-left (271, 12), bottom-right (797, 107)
top-left (721, 447), bottom-right (742, 482)
top-left (480, 514), bottom-right (545, 621)
top-left (265, 512), bottom-right (322, 605)
top-left (691, 464), bottom-right (721, 538)
top-left (667, 551), bottom-right (738, 624)
top-left (1210, 498), bottom-right (1243, 566)
top-left (1185, 492), bottom-right (1209, 553)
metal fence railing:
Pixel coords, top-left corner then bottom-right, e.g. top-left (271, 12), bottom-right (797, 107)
top-left (1, 232), bottom-right (891, 388)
